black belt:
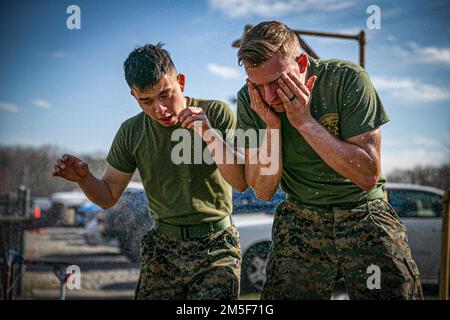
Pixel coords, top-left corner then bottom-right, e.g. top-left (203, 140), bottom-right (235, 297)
top-left (155, 215), bottom-right (233, 240)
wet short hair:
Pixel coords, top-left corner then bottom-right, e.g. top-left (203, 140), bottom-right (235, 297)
top-left (238, 21), bottom-right (300, 67)
top-left (124, 43), bottom-right (176, 91)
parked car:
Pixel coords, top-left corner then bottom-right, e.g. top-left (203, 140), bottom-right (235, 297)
top-left (231, 188), bottom-right (284, 293)
top-left (237, 182), bottom-right (445, 293)
top-left (98, 185), bottom-right (282, 263)
top-left (89, 182), bottom-right (445, 294)
top-left (101, 182), bottom-right (152, 261)
top-left (47, 189), bottom-right (89, 225)
top-left (76, 202), bottom-right (103, 226)
top-left (385, 183), bottom-right (444, 285)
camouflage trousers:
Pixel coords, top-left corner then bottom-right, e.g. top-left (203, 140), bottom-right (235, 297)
top-left (262, 199), bottom-right (424, 300)
top-left (135, 225), bottom-right (241, 300)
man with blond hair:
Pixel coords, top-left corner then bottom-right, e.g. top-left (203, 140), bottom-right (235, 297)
top-left (235, 21), bottom-right (423, 300)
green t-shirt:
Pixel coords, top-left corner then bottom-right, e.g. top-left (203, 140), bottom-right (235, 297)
top-left (107, 97), bottom-right (236, 226)
top-left (236, 56), bottom-right (390, 206)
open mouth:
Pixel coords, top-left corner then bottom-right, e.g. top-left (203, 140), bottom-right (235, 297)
top-left (159, 114), bottom-right (174, 124)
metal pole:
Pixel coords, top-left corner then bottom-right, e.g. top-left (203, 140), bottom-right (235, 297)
top-left (439, 189), bottom-right (450, 300)
top-left (59, 278), bottom-right (66, 300)
top-left (358, 31), bottom-right (366, 69)
top-left (17, 229), bottom-right (26, 297)
top-left (292, 29), bottom-right (359, 40)
top-left (232, 25), bottom-right (365, 68)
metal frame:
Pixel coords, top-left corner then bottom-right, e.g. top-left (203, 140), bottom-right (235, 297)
top-left (232, 24), bottom-right (366, 68)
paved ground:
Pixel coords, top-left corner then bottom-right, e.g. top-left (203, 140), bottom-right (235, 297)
top-left (21, 226), bottom-right (440, 300)
top-left (23, 227), bottom-right (139, 299)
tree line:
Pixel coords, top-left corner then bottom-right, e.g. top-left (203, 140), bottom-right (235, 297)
top-left (0, 145), bottom-right (448, 198)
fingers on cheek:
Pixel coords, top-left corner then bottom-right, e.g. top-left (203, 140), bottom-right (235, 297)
top-left (277, 89), bottom-right (286, 100)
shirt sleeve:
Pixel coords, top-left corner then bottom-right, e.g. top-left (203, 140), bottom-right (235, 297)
top-left (206, 100), bottom-right (237, 144)
top-left (339, 70), bottom-right (390, 140)
top-left (106, 124), bottom-right (137, 173)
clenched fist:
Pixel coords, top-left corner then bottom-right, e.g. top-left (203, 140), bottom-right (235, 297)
top-left (52, 154), bottom-right (89, 183)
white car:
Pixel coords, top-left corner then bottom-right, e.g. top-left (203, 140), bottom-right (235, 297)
top-left (234, 182), bottom-right (445, 293)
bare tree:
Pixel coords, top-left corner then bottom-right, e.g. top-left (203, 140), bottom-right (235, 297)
top-left (387, 164), bottom-right (450, 191)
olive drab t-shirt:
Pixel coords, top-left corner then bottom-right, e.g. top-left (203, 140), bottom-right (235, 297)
top-left (236, 56), bottom-right (390, 206)
top-left (107, 97), bottom-right (236, 226)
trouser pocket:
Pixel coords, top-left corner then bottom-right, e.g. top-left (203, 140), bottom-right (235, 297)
top-left (403, 257), bottom-right (424, 300)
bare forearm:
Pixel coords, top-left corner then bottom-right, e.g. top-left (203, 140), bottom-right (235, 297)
top-left (78, 173), bottom-right (116, 209)
top-left (204, 130), bottom-right (248, 191)
top-left (297, 118), bottom-right (379, 191)
top-left (246, 127), bottom-right (282, 200)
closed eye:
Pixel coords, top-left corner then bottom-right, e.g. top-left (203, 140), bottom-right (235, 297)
top-left (160, 92), bottom-right (173, 99)
top-left (253, 75), bottom-right (283, 92)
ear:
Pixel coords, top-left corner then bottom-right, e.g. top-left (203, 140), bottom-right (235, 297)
top-left (296, 53), bottom-right (308, 74)
top-left (177, 73), bottom-right (186, 92)
top-left (130, 87), bottom-right (138, 100)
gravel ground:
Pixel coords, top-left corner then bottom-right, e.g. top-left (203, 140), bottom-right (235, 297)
top-left (21, 226), bottom-right (440, 300)
top-left (23, 227), bottom-right (139, 299)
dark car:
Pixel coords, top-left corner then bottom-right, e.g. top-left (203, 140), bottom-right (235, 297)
top-left (102, 182), bottom-right (153, 262)
top-left (101, 184), bottom-right (284, 263)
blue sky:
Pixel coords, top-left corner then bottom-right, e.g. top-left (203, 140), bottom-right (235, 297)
top-left (0, 0), bottom-right (449, 174)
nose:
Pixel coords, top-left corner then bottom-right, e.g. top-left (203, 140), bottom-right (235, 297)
top-left (156, 103), bottom-right (167, 115)
top-left (264, 84), bottom-right (279, 104)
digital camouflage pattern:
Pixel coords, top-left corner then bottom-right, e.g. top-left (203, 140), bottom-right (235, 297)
top-left (135, 225), bottom-right (241, 300)
top-left (262, 199), bottom-right (423, 300)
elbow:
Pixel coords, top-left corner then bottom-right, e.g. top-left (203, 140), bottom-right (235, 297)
top-left (358, 174), bottom-right (380, 192)
top-left (98, 198), bottom-right (118, 210)
top-left (99, 203), bottom-right (113, 210)
top-left (234, 184), bottom-right (248, 193)
top-left (233, 180), bottom-right (249, 193)
top-left (254, 189), bottom-right (276, 202)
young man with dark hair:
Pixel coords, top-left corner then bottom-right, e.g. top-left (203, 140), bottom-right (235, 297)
top-left (53, 43), bottom-right (247, 299)
top-left (235, 21), bottom-right (423, 300)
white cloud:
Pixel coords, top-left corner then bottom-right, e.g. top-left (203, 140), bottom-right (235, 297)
top-left (209, 0), bottom-right (355, 18)
top-left (371, 76), bottom-right (450, 103)
top-left (383, 136), bottom-right (445, 148)
top-left (207, 63), bottom-right (240, 79)
top-left (386, 35), bottom-right (396, 42)
top-left (382, 136), bottom-right (449, 174)
top-left (416, 45), bottom-right (450, 66)
top-left (383, 147), bottom-right (449, 174)
top-left (34, 99), bottom-right (51, 109)
top-left (387, 42), bottom-right (450, 66)
top-left (0, 102), bottom-right (19, 113)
